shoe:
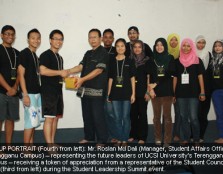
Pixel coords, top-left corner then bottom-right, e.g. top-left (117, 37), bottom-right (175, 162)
top-left (180, 140), bottom-right (188, 146)
top-left (110, 138), bottom-right (118, 143)
top-left (138, 140), bottom-right (145, 144)
top-left (79, 139), bottom-right (89, 144)
top-left (96, 143), bottom-right (105, 148)
top-left (214, 138), bottom-right (223, 144)
top-left (173, 136), bottom-right (180, 142)
top-left (155, 140), bottom-right (161, 145)
top-left (199, 139), bottom-right (204, 143)
top-left (121, 141), bottom-right (128, 147)
top-left (114, 141), bottom-right (122, 147)
top-left (128, 138), bottom-right (134, 142)
top-left (163, 143), bottom-right (170, 148)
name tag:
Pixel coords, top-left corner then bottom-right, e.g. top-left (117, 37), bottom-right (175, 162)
top-left (181, 74), bottom-right (189, 84)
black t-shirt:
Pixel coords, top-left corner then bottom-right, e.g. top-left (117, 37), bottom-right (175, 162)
top-left (152, 56), bottom-right (175, 97)
top-left (79, 46), bottom-right (109, 94)
top-left (19, 48), bottom-right (40, 94)
top-left (125, 42), bottom-right (153, 59)
top-left (173, 58), bottom-right (205, 98)
top-left (0, 44), bottom-right (19, 94)
top-left (105, 46), bottom-right (116, 57)
top-left (39, 49), bottom-right (63, 95)
top-left (109, 57), bottom-right (136, 100)
top-left (208, 56), bottom-right (223, 91)
top-left (135, 59), bottom-right (156, 97)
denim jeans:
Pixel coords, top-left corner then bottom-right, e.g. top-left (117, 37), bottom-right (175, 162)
top-left (105, 101), bottom-right (116, 140)
top-left (112, 100), bottom-right (131, 141)
top-left (212, 89), bottom-right (223, 138)
top-left (173, 102), bottom-right (181, 139)
top-left (177, 98), bottom-right (200, 142)
top-left (81, 97), bottom-right (108, 143)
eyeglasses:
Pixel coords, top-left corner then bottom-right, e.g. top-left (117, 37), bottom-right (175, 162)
top-left (51, 38), bottom-right (64, 41)
top-left (3, 32), bottom-right (15, 37)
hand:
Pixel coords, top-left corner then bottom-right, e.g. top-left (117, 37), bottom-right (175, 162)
top-left (131, 94), bottom-right (135, 104)
top-left (149, 89), bottom-right (156, 99)
top-left (148, 83), bottom-right (157, 90)
top-left (23, 95), bottom-right (30, 107)
top-left (6, 87), bottom-right (17, 96)
top-left (75, 77), bottom-right (84, 89)
top-left (144, 93), bottom-right (150, 102)
top-left (60, 70), bottom-right (69, 78)
top-left (172, 96), bottom-right (176, 103)
top-left (199, 95), bottom-right (206, 101)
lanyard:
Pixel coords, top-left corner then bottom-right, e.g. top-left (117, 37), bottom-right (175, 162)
top-left (116, 58), bottom-right (125, 77)
top-left (183, 67), bottom-right (188, 74)
top-left (28, 48), bottom-right (39, 75)
top-left (108, 46), bottom-right (112, 54)
top-left (2, 44), bottom-right (16, 69)
top-left (154, 59), bottom-right (164, 69)
top-left (54, 53), bottom-right (63, 70)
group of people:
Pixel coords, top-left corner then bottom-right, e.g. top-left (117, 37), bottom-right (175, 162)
top-left (0, 25), bottom-right (223, 147)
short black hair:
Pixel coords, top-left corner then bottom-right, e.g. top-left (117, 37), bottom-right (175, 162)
top-left (103, 29), bottom-right (114, 36)
top-left (1, 25), bottom-right (15, 34)
top-left (128, 26), bottom-right (139, 33)
top-left (115, 38), bottom-right (126, 47)
top-left (89, 28), bottom-right (101, 37)
top-left (49, 29), bottom-right (64, 39)
top-left (27, 28), bottom-right (41, 39)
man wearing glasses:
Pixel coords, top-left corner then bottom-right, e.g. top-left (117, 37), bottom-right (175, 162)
top-left (0, 25), bottom-right (20, 144)
top-left (39, 30), bottom-right (68, 146)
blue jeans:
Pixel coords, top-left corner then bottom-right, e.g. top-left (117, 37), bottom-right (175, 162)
top-left (177, 98), bottom-right (200, 142)
top-left (112, 100), bottom-right (131, 141)
top-left (105, 101), bottom-right (116, 140)
top-left (173, 102), bottom-right (181, 139)
top-left (212, 89), bottom-right (223, 138)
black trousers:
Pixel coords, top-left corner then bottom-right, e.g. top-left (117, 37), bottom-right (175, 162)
top-left (81, 97), bottom-right (108, 143)
top-left (129, 97), bottom-right (148, 141)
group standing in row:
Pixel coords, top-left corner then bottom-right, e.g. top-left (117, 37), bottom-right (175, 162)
top-left (0, 25), bottom-right (223, 146)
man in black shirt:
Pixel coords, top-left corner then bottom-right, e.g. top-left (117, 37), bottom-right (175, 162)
top-left (18, 29), bottom-right (42, 145)
top-left (69, 29), bottom-right (109, 144)
top-left (125, 26), bottom-right (153, 59)
top-left (39, 30), bottom-right (68, 145)
top-left (0, 25), bottom-right (20, 144)
top-left (102, 29), bottom-right (117, 143)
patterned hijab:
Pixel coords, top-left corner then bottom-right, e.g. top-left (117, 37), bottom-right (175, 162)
top-left (153, 38), bottom-right (172, 69)
top-left (167, 33), bottom-right (180, 59)
top-left (130, 40), bottom-right (149, 67)
top-left (179, 38), bottom-right (199, 67)
top-left (211, 40), bottom-right (223, 69)
top-left (195, 35), bottom-right (209, 69)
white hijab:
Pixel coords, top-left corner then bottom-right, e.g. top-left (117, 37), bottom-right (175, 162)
top-left (195, 35), bottom-right (210, 69)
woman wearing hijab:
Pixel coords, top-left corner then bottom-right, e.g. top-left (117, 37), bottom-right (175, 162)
top-left (128, 40), bottom-right (155, 144)
top-left (150, 38), bottom-right (175, 146)
top-left (173, 38), bottom-right (205, 144)
top-left (167, 33), bottom-right (180, 59)
top-left (195, 35), bottom-right (212, 143)
top-left (167, 33), bottom-right (181, 142)
top-left (209, 40), bottom-right (223, 144)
